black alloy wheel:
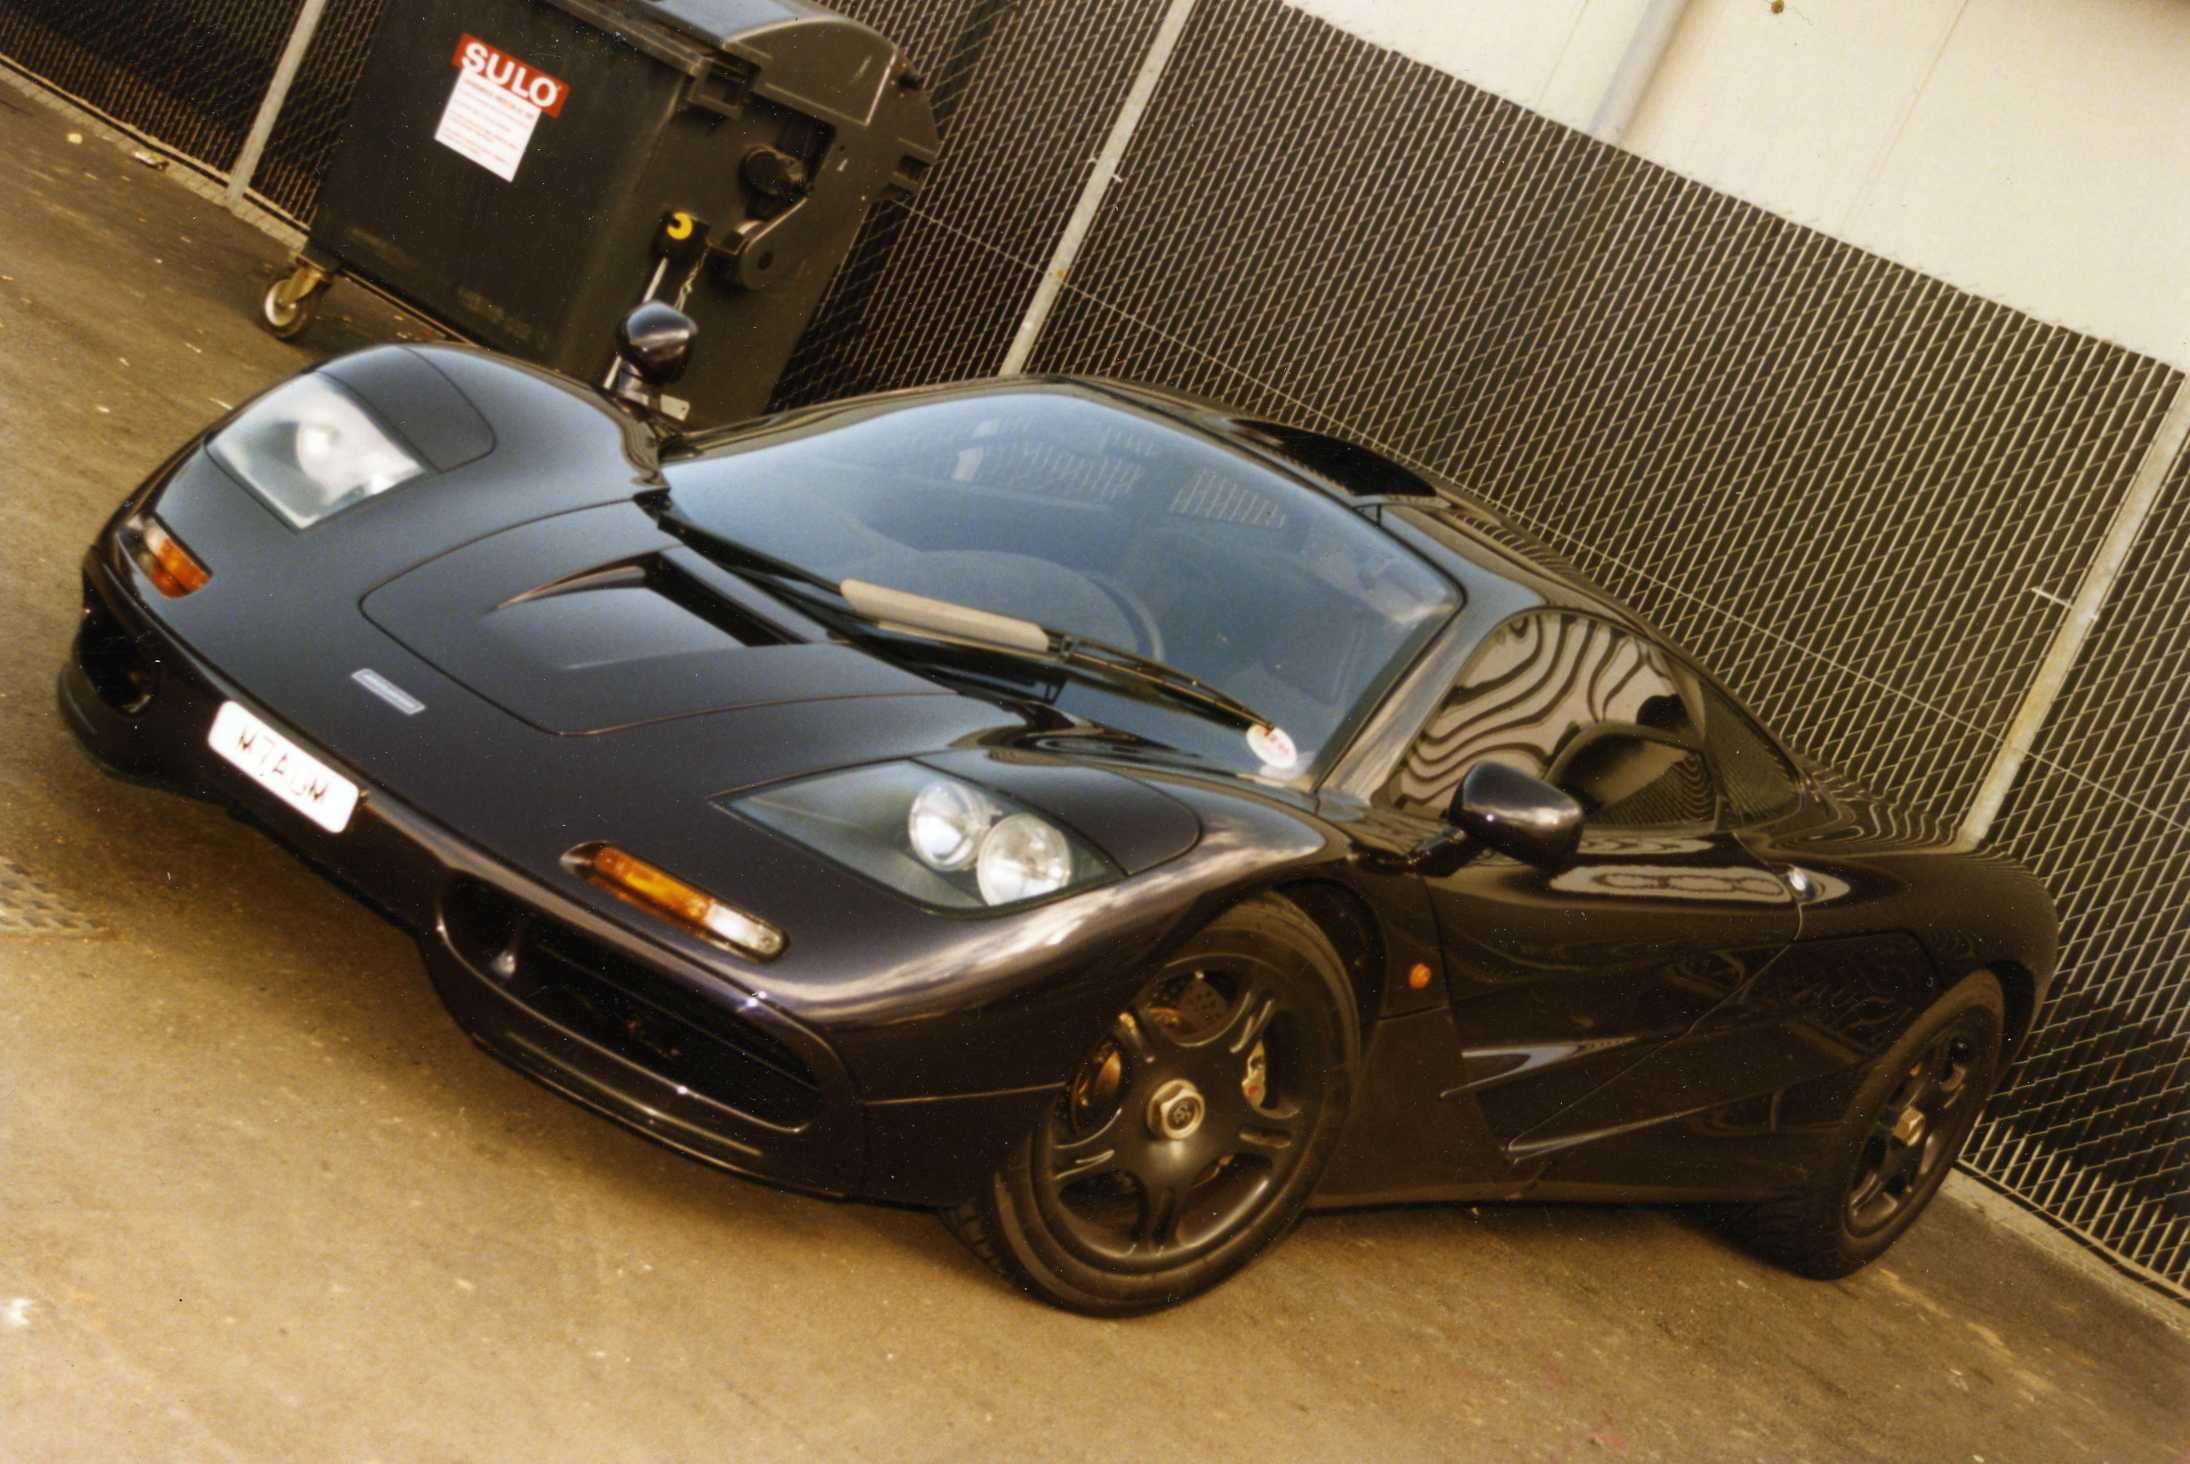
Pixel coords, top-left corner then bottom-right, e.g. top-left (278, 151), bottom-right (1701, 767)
top-left (1844, 1024), bottom-right (1984, 1237)
top-left (1732, 969), bottom-right (2004, 1279)
top-left (948, 895), bottom-right (1358, 1314)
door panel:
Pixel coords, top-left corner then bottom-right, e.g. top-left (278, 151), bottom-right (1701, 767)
top-left (1426, 828), bottom-right (1797, 1146)
top-left (1370, 606), bottom-right (1800, 1149)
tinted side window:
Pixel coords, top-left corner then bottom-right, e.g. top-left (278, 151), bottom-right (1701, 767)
top-left (1384, 610), bottom-right (1710, 827)
top-left (1697, 682), bottom-right (1803, 825)
top-left (1592, 747), bottom-right (1716, 827)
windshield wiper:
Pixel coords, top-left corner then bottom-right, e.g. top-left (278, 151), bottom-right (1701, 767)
top-left (840, 579), bottom-right (1277, 735)
top-left (649, 502), bottom-right (848, 603)
top-left (647, 501), bottom-right (1282, 737)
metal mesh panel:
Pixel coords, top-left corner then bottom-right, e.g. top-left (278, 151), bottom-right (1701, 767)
top-left (0, 856), bottom-right (103, 937)
top-left (772, 0), bottom-right (1173, 408)
top-left (244, 0), bottom-right (383, 220)
top-left (0, 0), bottom-right (306, 174)
top-left (1968, 435), bottom-right (2190, 1289)
top-left (1015, 0), bottom-right (2187, 1290)
top-left (740, 0), bottom-right (1014, 407)
top-left (1027, 0), bottom-right (2181, 829)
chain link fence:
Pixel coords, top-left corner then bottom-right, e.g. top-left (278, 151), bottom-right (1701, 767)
top-left (2, 0), bottom-right (2183, 1298)
top-left (0, 0), bottom-right (307, 175)
top-left (242, 0), bottom-right (380, 220)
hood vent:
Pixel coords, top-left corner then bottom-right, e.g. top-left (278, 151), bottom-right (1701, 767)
top-left (500, 553), bottom-right (790, 650)
top-left (363, 503), bottom-right (945, 734)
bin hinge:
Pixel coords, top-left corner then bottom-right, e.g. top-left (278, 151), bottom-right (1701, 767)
top-left (686, 58), bottom-right (758, 119)
top-left (714, 145), bottom-right (820, 291)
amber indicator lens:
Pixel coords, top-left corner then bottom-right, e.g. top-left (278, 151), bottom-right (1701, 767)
top-left (130, 516), bottom-right (211, 598)
top-left (575, 842), bottom-right (785, 960)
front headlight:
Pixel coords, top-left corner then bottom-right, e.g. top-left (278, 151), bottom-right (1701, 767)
top-left (976, 814), bottom-right (1073, 905)
top-left (728, 763), bottom-right (1116, 910)
top-left (907, 778), bottom-right (995, 871)
top-left (208, 374), bottom-right (425, 528)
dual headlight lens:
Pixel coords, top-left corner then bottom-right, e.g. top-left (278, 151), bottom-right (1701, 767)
top-left (207, 374), bottom-right (424, 529)
top-left (731, 764), bottom-right (1112, 911)
top-left (906, 781), bottom-right (1074, 905)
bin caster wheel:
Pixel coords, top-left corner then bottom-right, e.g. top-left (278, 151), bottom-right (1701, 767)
top-left (261, 269), bottom-right (328, 341)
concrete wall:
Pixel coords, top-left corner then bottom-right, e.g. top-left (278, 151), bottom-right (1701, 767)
top-left (1288, 0), bottom-right (2190, 371)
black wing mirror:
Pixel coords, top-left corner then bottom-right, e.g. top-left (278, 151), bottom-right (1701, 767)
top-left (606, 303), bottom-right (697, 425)
top-left (1444, 761), bottom-right (1584, 873)
top-left (617, 301), bottom-right (696, 385)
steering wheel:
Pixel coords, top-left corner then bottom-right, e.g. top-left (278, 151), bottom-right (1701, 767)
top-left (1084, 573), bottom-right (1166, 661)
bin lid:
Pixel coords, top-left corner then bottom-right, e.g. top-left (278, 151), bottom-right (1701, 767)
top-left (571, 0), bottom-right (907, 130)
top-left (638, 0), bottom-right (832, 47)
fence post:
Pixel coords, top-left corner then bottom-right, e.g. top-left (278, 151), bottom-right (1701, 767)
top-left (227, 0), bottom-right (333, 212)
top-left (1957, 380), bottom-right (2190, 847)
top-left (998, 0), bottom-right (1198, 375)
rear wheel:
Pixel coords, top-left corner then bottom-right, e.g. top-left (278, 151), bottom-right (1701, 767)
top-left (1732, 970), bottom-right (2004, 1278)
top-left (947, 895), bottom-right (1357, 1314)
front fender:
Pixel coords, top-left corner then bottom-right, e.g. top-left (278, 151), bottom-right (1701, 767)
top-left (815, 779), bottom-right (1347, 1100)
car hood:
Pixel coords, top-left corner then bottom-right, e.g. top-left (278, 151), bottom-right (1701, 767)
top-left (362, 500), bottom-right (947, 735)
top-left (120, 344), bottom-right (1233, 1048)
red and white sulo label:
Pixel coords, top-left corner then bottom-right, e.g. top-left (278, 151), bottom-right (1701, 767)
top-left (451, 35), bottom-right (569, 116)
top-left (434, 34), bottom-right (568, 181)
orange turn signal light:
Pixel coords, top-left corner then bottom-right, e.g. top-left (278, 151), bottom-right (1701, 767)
top-left (1407, 962), bottom-right (1433, 990)
top-left (129, 516), bottom-right (211, 598)
top-left (574, 842), bottom-right (785, 960)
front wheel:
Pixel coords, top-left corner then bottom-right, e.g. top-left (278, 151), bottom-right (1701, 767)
top-left (947, 895), bottom-right (1358, 1315)
top-left (1731, 969), bottom-right (2004, 1278)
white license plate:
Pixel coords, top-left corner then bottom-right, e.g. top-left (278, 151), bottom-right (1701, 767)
top-left (206, 701), bottom-right (360, 834)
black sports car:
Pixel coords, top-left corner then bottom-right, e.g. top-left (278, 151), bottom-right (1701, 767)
top-left (62, 310), bottom-right (2056, 1314)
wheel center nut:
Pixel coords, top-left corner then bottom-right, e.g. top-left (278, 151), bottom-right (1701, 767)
top-left (1148, 1078), bottom-right (1206, 1140)
top-left (1891, 1107), bottom-right (1927, 1146)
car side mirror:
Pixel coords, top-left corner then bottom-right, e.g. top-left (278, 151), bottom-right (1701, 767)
top-left (1446, 761), bottom-right (1584, 873)
top-left (616, 302), bottom-right (696, 386)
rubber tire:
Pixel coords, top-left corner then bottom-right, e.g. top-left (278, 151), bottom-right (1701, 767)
top-left (262, 277), bottom-right (320, 341)
top-left (945, 895), bottom-right (1359, 1315)
top-left (1731, 970), bottom-right (2005, 1279)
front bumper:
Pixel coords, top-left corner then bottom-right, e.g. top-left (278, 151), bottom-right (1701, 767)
top-left (61, 551), bottom-right (1051, 1205)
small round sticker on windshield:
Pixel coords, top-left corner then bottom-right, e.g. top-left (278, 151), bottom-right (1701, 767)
top-left (1247, 723), bottom-right (1298, 770)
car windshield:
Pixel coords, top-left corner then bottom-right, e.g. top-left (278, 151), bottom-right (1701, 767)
top-left (662, 385), bottom-right (1459, 777)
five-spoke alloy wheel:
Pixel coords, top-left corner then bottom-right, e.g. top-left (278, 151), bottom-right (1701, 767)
top-left (949, 895), bottom-right (1357, 1314)
top-left (1844, 1022), bottom-right (1983, 1238)
top-left (1732, 969), bottom-right (2004, 1278)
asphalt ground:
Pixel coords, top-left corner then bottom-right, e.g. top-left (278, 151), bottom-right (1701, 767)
top-left (1, 87), bottom-right (2185, 1463)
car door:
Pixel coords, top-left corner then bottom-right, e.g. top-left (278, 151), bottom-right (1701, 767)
top-left (1373, 608), bottom-right (1800, 1152)
top-left (1518, 675), bottom-right (1959, 1185)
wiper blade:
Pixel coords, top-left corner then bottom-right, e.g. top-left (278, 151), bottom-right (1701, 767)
top-left (840, 579), bottom-right (1276, 735)
top-left (644, 503), bottom-right (1283, 739)
top-left (1056, 636), bottom-right (1272, 733)
top-left (649, 502), bottom-right (847, 603)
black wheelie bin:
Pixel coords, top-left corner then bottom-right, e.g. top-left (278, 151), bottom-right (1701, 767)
top-left (262, 0), bottom-right (938, 424)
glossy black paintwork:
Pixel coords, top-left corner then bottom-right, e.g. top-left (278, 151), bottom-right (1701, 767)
top-left (615, 302), bottom-right (697, 386)
top-left (61, 346), bottom-right (2058, 1212)
top-left (1444, 760), bottom-right (1585, 871)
